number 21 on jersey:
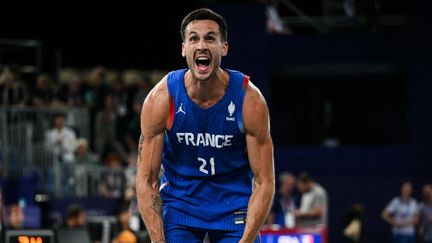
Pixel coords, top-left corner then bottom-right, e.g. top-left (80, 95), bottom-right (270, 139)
top-left (198, 157), bottom-right (215, 175)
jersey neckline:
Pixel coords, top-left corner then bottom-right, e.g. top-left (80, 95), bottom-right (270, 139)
top-left (180, 68), bottom-right (234, 111)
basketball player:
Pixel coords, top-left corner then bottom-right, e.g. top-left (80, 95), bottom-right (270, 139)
top-left (136, 8), bottom-right (275, 243)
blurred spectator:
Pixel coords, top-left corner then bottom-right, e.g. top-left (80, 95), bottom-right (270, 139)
top-left (7, 204), bottom-right (24, 229)
top-left (296, 172), bottom-right (328, 227)
top-left (125, 152), bottom-right (137, 188)
top-left (73, 138), bottom-right (99, 196)
top-left (122, 100), bottom-right (141, 152)
top-left (99, 152), bottom-right (127, 198)
top-left (83, 66), bottom-right (111, 110)
top-left (122, 185), bottom-right (140, 232)
top-left (132, 76), bottom-right (152, 108)
top-left (120, 76), bottom-right (152, 152)
top-left (112, 78), bottom-right (132, 151)
top-left (75, 138), bottom-right (98, 165)
top-left (32, 73), bottom-right (55, 107)
top-left (382, 182), bottom-right (419, 243)
top-left (419, 184), bottom-right (432, 243)
top-left (343, 203), bottom-right (365, 243)
top-left (0, 66), bottom-right (29, 106)
top-left (0, 190), bottom-right (3, 233)
top-left (65, 204), bottom-right (86, 228)
top-left (45, 113), bottom-right (77, 163)
top-left (122, 153), bottom-right (140, 232)
top-left (0, 190), bottom-right (4, 233)
top-left (94, 94), bottom-right (127, 159)
top-left (55, 73), bottom-right (86, 107)
top-left (112, 78), bottom-right (129, 118)
top-left (112, 205), bottom-right (137, 243)
top-left (267, 171), bottom-right (297, 227)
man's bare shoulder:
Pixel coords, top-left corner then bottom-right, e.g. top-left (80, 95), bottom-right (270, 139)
top-left (143, 76), bottom-right (169, 107)
top-left (141, 76), bottom-right (169, 135)
top-left (244, 81), bottom-right (266, 108)
top-left (242, 81), bottom-right (270, 135)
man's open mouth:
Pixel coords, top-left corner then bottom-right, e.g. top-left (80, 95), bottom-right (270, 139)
top-left (195, 56), bottom-right (211, 71)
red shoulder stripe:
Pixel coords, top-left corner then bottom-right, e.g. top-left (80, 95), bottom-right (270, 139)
top-left (242, 75), bottom-right (250, 90)
top-left (167, 97), bottom-right (174, 130)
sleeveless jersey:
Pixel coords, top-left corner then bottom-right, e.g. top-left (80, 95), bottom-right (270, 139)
top-left (160, 68), bottom-right (252, 231)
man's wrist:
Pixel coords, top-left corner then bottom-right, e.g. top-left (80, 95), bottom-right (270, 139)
top-left (151, 240), bottom-right (165, 243)
top-left (240, 232), bottom-right (257, 243)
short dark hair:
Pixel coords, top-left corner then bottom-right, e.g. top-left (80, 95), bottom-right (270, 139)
top-left (181, 8), bottom-right (228, 41)
top-left (66, 204), bottom-right (84, 220)
top-left (278, 171), bottom-right (294, 183)
top-left (54, 112), bottom-right (66, 118)
top-left (298, 172), bottom-right (313, 183)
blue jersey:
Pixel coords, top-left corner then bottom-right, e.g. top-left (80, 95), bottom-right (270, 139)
top-left (160, 68), bottom-right (252, 231)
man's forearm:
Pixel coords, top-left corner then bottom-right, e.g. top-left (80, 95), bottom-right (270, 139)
top-left (137, 179), bottom-right (165, 242)
top-left (241, 181), bottom-right (274, 242)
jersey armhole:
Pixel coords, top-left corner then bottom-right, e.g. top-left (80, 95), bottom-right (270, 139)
top-left (237, 75), bottom-right (249, 133)
top-left (167, 96), bottom-right (175, 130)
top-left (166, 72), bottom-right (175, 130)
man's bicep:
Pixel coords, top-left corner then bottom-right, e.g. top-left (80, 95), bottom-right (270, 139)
top-left (137, 79), bottom-right (169, 178)
top-left (243, 83), bottom-right (274, 180)
top-left (140, 85), bottom-right (169, 137)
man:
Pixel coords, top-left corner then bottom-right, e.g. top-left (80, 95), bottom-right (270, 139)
top-left (7, 204), bottom-right (25, 229)
top-left (45, 113), bottom-right (77, 163)
top-left (295, 172), bottom-right (328, 227)
top-left (267, 171), bottom-right (297, 227)
top-left (419, 184), bottom-right (432, 243)
top-left (65, 204), bottom-right (86, 228)
top-left (136, 8), bottom-right (275, 243)
top-left (112, 205), bottom-right (138, 243)
top-left (382, 182), bottom-right (419, 243)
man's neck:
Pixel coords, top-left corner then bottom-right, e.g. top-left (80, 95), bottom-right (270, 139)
top-left (185, 68), bottom-right (229, 108)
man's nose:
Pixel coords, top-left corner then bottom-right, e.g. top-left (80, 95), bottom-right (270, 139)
top-left (197, 39), bottom-right (208, 50)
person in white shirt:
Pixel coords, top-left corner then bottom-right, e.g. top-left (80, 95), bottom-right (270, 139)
top-left (295, 172), bottom-right (328, 227)
top-left (382, 182), bottom-right (419, 243)
top-left (419, 184), bottom-right (432, 243)
top-left (45, 113), bottom-right (77, 163)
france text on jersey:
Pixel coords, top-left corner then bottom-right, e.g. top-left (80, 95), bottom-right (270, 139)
top-left (176, 132), bottom-right (234, 148)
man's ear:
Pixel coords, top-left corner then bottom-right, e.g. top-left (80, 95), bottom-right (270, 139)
top-left (181, 42), bottom-right (186, 57)
top-left (222, 41), bottom-right (229, 57)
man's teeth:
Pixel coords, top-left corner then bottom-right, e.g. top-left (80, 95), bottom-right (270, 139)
top-left (196, 57), bottom-right (209, 61)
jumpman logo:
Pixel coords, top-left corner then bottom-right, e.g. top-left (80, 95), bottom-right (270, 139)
top-left (176, 103), bottom-right (186, 115)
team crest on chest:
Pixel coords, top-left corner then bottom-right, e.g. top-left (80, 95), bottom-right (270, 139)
top-left (226, 101), bottom-right (235, 121)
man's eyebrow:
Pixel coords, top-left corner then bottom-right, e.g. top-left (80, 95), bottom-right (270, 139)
top-left (188, 31), bottom-right (217, 36)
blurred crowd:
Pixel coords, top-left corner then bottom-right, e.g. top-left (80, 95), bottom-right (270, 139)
top-left (265, 172), bottom-right (432, 243)
top-left (0, 65), bottom-right (156, 241)
top-left (0, 65), bottom-right (153, 157)
top-left (265, 171), bottom-right (328, 230)
top-left (0, 65), bottom-right (156, 196)
top-left (382, 182), bottom-right (432, 243)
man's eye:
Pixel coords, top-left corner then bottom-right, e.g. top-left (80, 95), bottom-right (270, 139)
top-left (207, 36), bottom-right (215, 41)
top-left (190, 36), bottom-right (198, 42)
